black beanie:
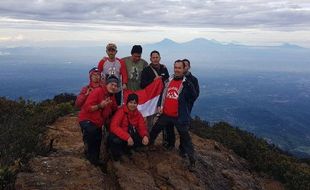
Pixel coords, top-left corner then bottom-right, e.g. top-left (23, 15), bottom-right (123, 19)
top-left (106, 75), bottom-right (119, 85)
top-left (89, 67), bottom-right (99, 75)
top-left (127, 93), bottom-right (139, 104)
top-left (131, 45), bottom-right (142, 54)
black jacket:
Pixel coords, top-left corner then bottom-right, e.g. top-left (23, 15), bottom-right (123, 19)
top-left (140, 64), bottom-right (169, 89)
top-left (185, 71), bottom-right (200, 112)
top-left (159, 76), bottom-right (198, 125)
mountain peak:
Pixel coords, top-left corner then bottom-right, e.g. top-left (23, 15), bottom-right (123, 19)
top-left (161, 38), bottom-right (176, 43)
top-left (279, 43), bottom-right (304, 49)
top-left (157, 38), bottom-right (178, 45)
top-left (182, 37), bottom-right (224, 47)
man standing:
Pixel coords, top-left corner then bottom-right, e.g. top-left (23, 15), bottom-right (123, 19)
top-left (150, 60), bottom-right (198, 170)
top-left (182, 58), bottom-right (199, 112)
top-left (140, 50), bottom-right (169, 131)
top-left (140, 50), bottom-right (169, 89)
top-left (78, 75), bottom-right (119, 166)
top-left (122, 45), bottom-right (148, 91)
top-left (161, 59), bottom-right (200, 150)
top-left (75, 67), bottom-right (103, 155)
top-left (97, 43), bottom-right (128, 106)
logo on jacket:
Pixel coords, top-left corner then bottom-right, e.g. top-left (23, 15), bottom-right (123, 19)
top-left (108, 66), bottom-right (117, 75)
top-left (130, 67), bottom-right (139, 80)
top-left (166, 87), bottom-right (179, 99)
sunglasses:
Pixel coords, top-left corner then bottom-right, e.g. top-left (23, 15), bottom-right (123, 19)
top-left (107, 48), bottom-right (116, 52)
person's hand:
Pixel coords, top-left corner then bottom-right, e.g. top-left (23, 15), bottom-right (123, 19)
top-left (85, 87), bottom-right (93, 96)
top-left (154, 76), bottom-right (162, 80)
top-left (99, 97), bottom-right (112, 108)
top-left (142, 136), bottom-right (149, 145)
top-left (157, 106), bottom-right (163, 114)
top-left (122, 83), bottom-right (127, 90)
top-left (127, 137), bottom-right (134, 146)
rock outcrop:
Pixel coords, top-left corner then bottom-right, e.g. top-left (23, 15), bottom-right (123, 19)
top-left (15, 116), bottom-right (284, 190)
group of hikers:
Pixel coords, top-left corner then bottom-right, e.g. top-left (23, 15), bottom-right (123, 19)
top-left (75, 43), bottom-right (200, 171)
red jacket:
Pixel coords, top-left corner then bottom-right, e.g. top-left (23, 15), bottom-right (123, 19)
top-left (97, 57), bottom-right (128, 85)
top-left (75, 84), bottom-right (103, 108)
top-left (75, 86), bottom-right (89, 108)
top-left (78, 86), bottom-right (118, 128)
top-left (75, 70), bottom-right (103, 108)
top-left (110, 106), bottom-right (148, 141)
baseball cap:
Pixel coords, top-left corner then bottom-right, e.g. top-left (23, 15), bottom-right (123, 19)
top-left (106, 43), bottom-right (117, 51)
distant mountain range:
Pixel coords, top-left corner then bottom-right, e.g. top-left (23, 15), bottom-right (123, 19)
top-left (143, 38), bottom-right (310, 74)
top-left (1, 37), bottom-right (309, 74)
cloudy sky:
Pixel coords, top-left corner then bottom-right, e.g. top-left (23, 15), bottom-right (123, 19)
top-left (1, 0), bottom-right (310, 47)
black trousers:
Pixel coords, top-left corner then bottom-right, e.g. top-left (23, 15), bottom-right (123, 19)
top-left (79, 120), bottom-right (102, 165)
top-left (115, 90), bottom-right (122, 106)
top-left (150, 114), bottom-right (195, 159)
top-left (108, 132), bottom-right (143, 160)
top-left (150, 114), bottom-right (175, 147)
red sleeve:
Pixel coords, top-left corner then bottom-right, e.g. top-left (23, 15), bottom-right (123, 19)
top-left (110, 109), bottom-right (130, 141)
top-left (97, 58), bottom-right (105, 74)
top-left (75, 86), bottom-right (88, 108)
top-left (136, 112), bottom-right (148, 137)
top-left (119, 59), bottom-right (128, 84)
top-left (83, 88), bottom-right (100, 112)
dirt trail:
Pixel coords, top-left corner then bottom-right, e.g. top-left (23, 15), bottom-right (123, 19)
top-left (15, 116), bottom-right (284, 190)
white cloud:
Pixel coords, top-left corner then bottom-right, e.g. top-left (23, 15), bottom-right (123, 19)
top-left (0, 34), bottom-right (24, 41)
top-left (0, 0), bottom-right (309, 30)
top-left (0, 0), bottom-right (310, 47)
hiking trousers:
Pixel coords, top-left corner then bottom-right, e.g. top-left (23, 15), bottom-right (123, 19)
top-left (79, 120), bottom-right (102, 165)
top-left (107, 132), bottom-right (143, 160)
top-left (150, 114), bottom-right (195, 159)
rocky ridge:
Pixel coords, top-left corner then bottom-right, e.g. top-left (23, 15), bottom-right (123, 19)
top-left (15, 116), bottom-right (284, 190)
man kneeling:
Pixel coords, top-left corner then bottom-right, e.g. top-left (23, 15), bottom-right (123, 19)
top-left (108, 93), bottom-right (149, 161)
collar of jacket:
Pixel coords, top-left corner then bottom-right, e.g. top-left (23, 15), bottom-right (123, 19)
top-left (185, 71), bottom-right (192, 77)
top-left (123, 105), bottom-right (139, 116)
top-left (170, 74), bottom-right (185, 81)
top-left (150, 63), bottom-right (161, 70)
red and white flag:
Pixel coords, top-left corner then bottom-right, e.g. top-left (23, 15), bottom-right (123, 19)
top-left (123, 78), bottom-right (164, 117)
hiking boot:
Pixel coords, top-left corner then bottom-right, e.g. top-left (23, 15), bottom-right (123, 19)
top-left (89, 159), bottom-right (105, 168)
top-left (134, 146), bottom-right (147, 153)
top-left (188, 162), bottom-right (196, 172)
top-left (83, 144), bottom-right (88, 156)
top-left (188, 156), bottom-right (196, 172)
top-left (163, 143), bottom-right (174, 151)
top-left (165, 146), bottom-right (174, 151)
top-left (95, 159), bottom-right (105, 165)
top-left (124, 148), bottom-right (133, 157)
top-left (109, 150), bottom-right (121, 162)
top-left (162, 141), bottom-right (169, 148)
top-left (178, 150), bottom-right (187, 158)
top-left (147, 144), bottom-right (157, 151)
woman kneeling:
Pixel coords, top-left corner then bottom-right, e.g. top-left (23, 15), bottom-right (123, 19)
top-left (108, 93), bottom-right (149, 161)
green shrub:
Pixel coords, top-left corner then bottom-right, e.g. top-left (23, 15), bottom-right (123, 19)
top-left (0, 94), bottom-right (75, 189)
top-left (0, 167), bottom-right (14, 190)
top-left (191, 117), bottom-right (310, 190)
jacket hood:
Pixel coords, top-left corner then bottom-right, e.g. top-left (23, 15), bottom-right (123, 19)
top-left (89, 70), bottom-right (101, 88)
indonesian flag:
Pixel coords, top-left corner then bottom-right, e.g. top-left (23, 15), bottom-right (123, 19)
top-left (123, 78), bottom-right (164, 117)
